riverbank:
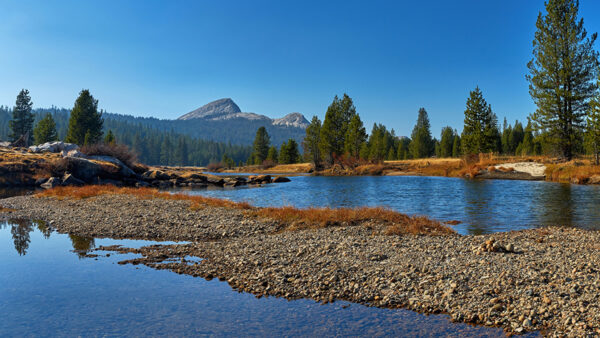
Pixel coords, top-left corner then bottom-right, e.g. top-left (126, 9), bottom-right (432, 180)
top-left (1, 187), bottom-right (598, 336)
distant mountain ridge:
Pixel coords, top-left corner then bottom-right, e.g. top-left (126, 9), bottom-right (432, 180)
top-left (178, 98), bottom-right (310, 128)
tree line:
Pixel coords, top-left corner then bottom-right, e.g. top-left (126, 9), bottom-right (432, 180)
top-left (299, 0), bottom-right (600, 166)
top-left (0, 90), bottom-right (252, 166)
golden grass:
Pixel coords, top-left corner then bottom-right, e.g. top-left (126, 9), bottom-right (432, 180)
top-left (252, 206), bottom-right (454, 235)
top-left (36, 185), bottom-right (454, 236)
top-left (229, 163), bottom-right (313, 174)
top-left (37, 185), bottom-right (253, 209)
top-left (545, 161), bottom-right (600, 183)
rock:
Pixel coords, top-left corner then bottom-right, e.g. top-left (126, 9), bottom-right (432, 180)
top-left (29, 141), bottom-right (79, 153)
top-left (62, 149), bottom-right (86, 158)
top-left (273, 176), bottom-right (291, 183)
top-left (88, 155), bottom-right (136, 178)
top-left (142, 170), bottom-right (171, 181)
top-left (63, 156), bottom-right (103, 182)
top-left (62, 173), bottom-right (85, 186)
top-left (40, 177), bottom-right (61, 189)
top-left (135, 181), bottom-right (150, 188)
top-left (206, 176), bottom-right (225, 186)
top-left (98, 178), bottom-right (124, 187)
top-left (249, 175), bottom-right (272, 184)
top-left (589, 175), bottom-right (600, 184)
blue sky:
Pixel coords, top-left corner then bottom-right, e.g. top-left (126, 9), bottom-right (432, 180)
top-left (1, 0), bottom-right (599, 137)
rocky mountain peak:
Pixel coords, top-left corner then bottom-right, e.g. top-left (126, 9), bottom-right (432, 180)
top-left (178, 98), bottom-right (242, 120)
top-left (272, 112), bottom-right (310, 128)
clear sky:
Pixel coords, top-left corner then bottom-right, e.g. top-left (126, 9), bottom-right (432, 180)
top-left (1, 0), bottom-right (599, 137)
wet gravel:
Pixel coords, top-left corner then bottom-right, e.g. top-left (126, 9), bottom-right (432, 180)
top-left (2, 194), bottom-right (599, 336)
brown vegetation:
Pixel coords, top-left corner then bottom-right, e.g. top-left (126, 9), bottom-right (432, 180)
top-left (252, 206), bottom-right (454, 235)
top-left (80, 143), bottom-right (138, 168)
top-left (545, 160), bottom-right (600, 184)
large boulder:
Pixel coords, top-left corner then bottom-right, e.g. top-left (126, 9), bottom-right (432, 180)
top-left (63, 156), bottom-right (104, 182)
top-left (273, 176), bottom-right (291, 183)
top-left (142, 170), bottom-right (171, 181)
top-left (248, 175), bottom-right (272, 184)
top-left (88, 155), bottom-right (136, 178)
top-left (29, 141), bottom-right (79, 154)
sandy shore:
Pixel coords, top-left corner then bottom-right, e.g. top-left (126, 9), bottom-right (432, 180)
top-left (1, 194), bottom-right (599, 336)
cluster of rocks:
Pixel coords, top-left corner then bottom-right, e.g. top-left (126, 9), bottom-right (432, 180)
top-left (1, 194), bottom-right (600, 336)
top-left (1, 142), bottom-right (290, 189)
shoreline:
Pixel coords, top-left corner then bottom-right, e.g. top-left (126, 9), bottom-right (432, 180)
top-left (1, 191), bottom-right (599, 336)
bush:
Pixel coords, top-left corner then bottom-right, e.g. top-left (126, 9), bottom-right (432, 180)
top-left (80, 143), bottom-right (138, 168)
top-left (206, 162), bottom-right (224, 172)
top-left (260, 160), bottom-right (276, 169)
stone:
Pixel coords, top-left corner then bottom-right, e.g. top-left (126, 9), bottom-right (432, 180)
top-left (29, 141), bottom-right (79, 153)
top-left (273, 176), bottom-right (291, 183)
top-left (35, 177), bottom-right (48, 186)
top-left (142, 170), bottom-right (171, 181)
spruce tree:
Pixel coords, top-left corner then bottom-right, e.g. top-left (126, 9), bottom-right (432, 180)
top-left (9, 89), bottom-right (34, 144)
top-left (33, 113), bottom-right (58, 145)
top-left (461, 87), bottom-right (500, 154)
top-left (409, 108), bottom-right (434, 158)
top-left (527, 0), bottom-right (599, 160)
top-left (251, 126), bottom-right (270, 165)
top-left (343, 114), bottom-right (367, 158)
top-left (303, 116), bottom-right (322, 167)
top-left (66, 90), bottom-right (104, 145)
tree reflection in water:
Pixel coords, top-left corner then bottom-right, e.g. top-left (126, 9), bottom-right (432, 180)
top-left (8, 219), bottom-right (34, 256)
top-left (69, 234), bottom-right (96, 258)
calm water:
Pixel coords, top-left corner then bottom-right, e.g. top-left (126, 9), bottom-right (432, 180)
top-left (181, 175), bottom-right (600, 235)
top-left (0, 221), bottom-right (514, 337)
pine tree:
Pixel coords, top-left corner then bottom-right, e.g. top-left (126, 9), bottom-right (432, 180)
top-left (104, 130), bottom-right (116, 144)
top-left (251, 126), bottom-right (270, 165)
top-left (452, 134), bottom-right (462, 157)
top-left (439, 126), bottom-right (455, 158)
top-left (409, 108), bottom-right (434, 158)
top-left (33, 113), bottom-right (58, 145)
top-left (509, 121), bottom-right (524, 154)
top-left (461, 87), bottom-right (499, 154)
top-left (66, 90), bottom-right (104, 145)
top-left (9, 89), bottom-right (35, 144)
top-left (343, 113), bottom-right (367, 158)
top-left (501, 121), bottom-right (512, 154)
top-left (266, 145), bottom-right (278, 163)
top-left (586, 78), bottom-right (600, 164)
top-left (319, 94), bottom-right (357, 164)
top-left (527, 0), bottom-right (599, 160)
top-left (279, 139), bottom-right (300, 164)
top-left (303, 116), bottom-right (322, 167)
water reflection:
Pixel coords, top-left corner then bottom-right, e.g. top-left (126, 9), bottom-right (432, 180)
top-left (8, 219), bottom-right (35, 256)
top-left (69, 234), bottom-right (96, 258)
top-left (180, 175), bottom-right (600, 235)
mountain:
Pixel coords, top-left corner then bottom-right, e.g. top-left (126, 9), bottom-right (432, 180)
top-left (178, 98), bottom-right (309, 128)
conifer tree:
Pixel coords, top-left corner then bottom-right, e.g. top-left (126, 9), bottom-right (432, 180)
top-left (266, 145), bottom-right (278, 163)
top-left (509, 121), bottom-right (524, 154)
top-left (452, 134), bottom-right (462, 157)
top-left (319, 94), bottom-right (357, 164)
top-left (527, 0), bottom-right (599, 160)
top-left (461, 87), bottom-right (500, 154)
top-left (9, 89), bottom-right (35, 144)
top-left (439, 126), bottom-right (455, 158)
top-left (104, 130), bottom-right (116, 144)
top-left (586, 78), bottom-right (600, 164)
top-left (279, 139), bottom-right (300, 164)
top-left (33, 113), bottom-right (58, 145)
top-left (343, 114), bottom-right (367, 158)
top-left (409, 108), bottom-right (434, 158)
top-left (251, 126), bottom-right (270, 165)
top-left (66, 90), bottom-right (103, 145)
top-left (303, 116), bottom-right (322, 166)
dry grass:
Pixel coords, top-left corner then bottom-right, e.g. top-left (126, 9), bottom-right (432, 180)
top-left (37, 185), bottom-right (253, 210)
top-left (252, 206), bottom-right (454, 235)
top-left (231, 163), bottom-right (313, 174)
top-left (0, 206), bottom-right (15, 212)
top-left (545, 161), bottom-right (600, 183)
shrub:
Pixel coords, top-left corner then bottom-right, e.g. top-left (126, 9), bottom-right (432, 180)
top-left (206, 162), bottom-right (224, 172)
top-left (80, 143), bottom-right (138, 168)
top-left (260, 160), bottom-right (276, 169)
